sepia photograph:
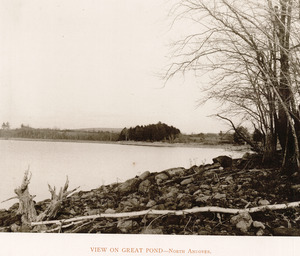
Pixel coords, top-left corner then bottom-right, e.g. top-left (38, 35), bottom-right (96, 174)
top-left (0, 0), bottom-right (300, 255)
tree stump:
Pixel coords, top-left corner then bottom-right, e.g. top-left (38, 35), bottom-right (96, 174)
top-left (14, 169), bottom-right (37, 225)
top-left (37, 176), bottom-right (78, 221)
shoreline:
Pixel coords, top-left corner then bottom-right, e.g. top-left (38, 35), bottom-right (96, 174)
top-left (1, 153), bottom-right (299, 235)
top-left (0, 137), bottom-right (250, 151)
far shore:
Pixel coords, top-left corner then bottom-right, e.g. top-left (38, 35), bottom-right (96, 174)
top-left (0, 137), bottom-right (250, 151)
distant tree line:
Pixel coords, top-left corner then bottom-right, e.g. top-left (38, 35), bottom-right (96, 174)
top-left (0, 125), bottom-right (119, 142)
top-left (118, 122), bottom-right (181, 142)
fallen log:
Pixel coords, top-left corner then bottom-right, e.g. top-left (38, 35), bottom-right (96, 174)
top-left (31, 201), bottom-right (300, 226)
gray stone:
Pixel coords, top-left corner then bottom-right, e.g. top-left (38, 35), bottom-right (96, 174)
top-left (253, 221), bottom-right (265, 229)
top-left (69, 208), bottom-right (77, 215)
top-left (155, 173), bottom-right (169, 181)
top-left (230, 212), bottom-right (253, 233)
top-left (256, 229), bottom-right (264, 236)
top-left (138, 179), bottom-right (151, 193)
top-left (213, 193), bottom-right (226, 200)
top-left (0, 227), bottom-right (10, 232)
top-left (10, 223), bottom-right (20, 232)
top-left (87, 209), bottom-right (99, 215)
top-left (204, 163), bottom-right (221, 170)
top-left (165, 167), bottom-right (185, 177)
top-left (200, 184), bottom-right (211, 190)
top-left (236, 220), bottom-right (250, 233)
top-left (181, 178), bottom-right (194, 185)
top-left (258, 199), bottom-right (270, 206)
top-left (225, 176), bottom-right (234, 184)
top-left (105, 208), bottom-right (116, 214)
top-left (139, 171), bottom-right (150, 180)
top-left (198, 230), bottom-right (210, 235)
top-left (177, 193), bottom-right (185, 200)
top-left (117, 220), bottom-right (138, 233)
top-left (118, 178), bottom-right (141, 195)
top-left (146, 200), bottom-right (156, 208)
top-left (164, 187), bottom-right (179, 199)
top-left (81, 191), bottom-right (94, 199)
top-left (202, 190), bottom-right (211, 196)
top-left (196, 195), bottom-right (210, 203)
top-left (141, 227), bottom-right (164, 234)
top-left (193, 190), bottom-right (202, 196)
top-left (273, 227), bottom-right (300, 236)
top-left (291, 184), bottom-right (300, 192)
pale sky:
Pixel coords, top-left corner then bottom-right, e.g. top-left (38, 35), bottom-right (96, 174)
top-left (0, 0), bottom-right (227, 134)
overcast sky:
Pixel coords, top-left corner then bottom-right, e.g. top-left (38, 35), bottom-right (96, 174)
top-left (0, 0), bottom-right (228, 134)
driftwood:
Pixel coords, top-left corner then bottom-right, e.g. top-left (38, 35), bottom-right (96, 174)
top-left (14, 171), bottom-right (79, 226)
top-left (31, 201), bottom-right (300, 227)
top-left (14, 169), bottom-right (37, 224)
top-left (37, 176), bottom-right (79, 221)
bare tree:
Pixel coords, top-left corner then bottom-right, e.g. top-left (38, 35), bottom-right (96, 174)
top-left (167, 0), bottom-right (300, 175)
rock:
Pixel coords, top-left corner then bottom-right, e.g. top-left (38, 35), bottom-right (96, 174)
top-left (146, 200), bottom-right (156, 208)
top-left (273, 227), bottom-right (300, 236)
top-left (165, 167), bottom-right (185, 177)
top-left (258, 199), bottom-right (270, 206)
top-left (236, 221), bottom-right (250, 233)
top-left (186, 184), bottom-right (198, 194)
top-left (81, 191), bottom-right (94, 199)
top-left (10, 223), bottom-right (20, 232)
top-left (164, 187), bottom-right (179, 199)
top-left (69, 208), bottom-right (77, 216)
top-left (202, 190), bottom-right (211, 196)
top-left (139, 171), bottom-right (150, 180)
top-left (200, 184), bottom-right (211, 190)
top-left (0, 227), bottom-right (10, 232)
top-left (256, 229), bottom-right (264, 236)
top-left (225, 176), bottom-right (234, 184)
top-left (141, 227), bottom-right (164, 234)
top-left (211, 187), bottom-right (218, 193)
top-left (178, 195), bottom-right (193, 209)
top-left (180, 178), bottom-right (194, 185)
top-left (117, 220), bottom-right (138, 233)
top-left (291, 184), bottom-right (300, 192)
top-left (153, 204), bottom-right (165, 210)
top-left (155, 173), bottom-right (169, 181)
top-left (119, 198), bottom-right (140, 212)
top-left (20, 224), bottom-right (33, 232)
top-left (87, 209), bottom-right (99, 215)
top-left (118, 178), bottom-right (141, 195)
top-left (230, 212), bottom-right (253, 233)
top-left (104, 208), bottom-right (116, 214)
top-left (138, 179), bottom-right (152, 193)
top-left (196, 195), bottom-right (210, 203)
top-left (204, 163), bottom-right (221, 170)
top-left (219, 185), bottom-right (228, 190)
top-left (177, 193), bottom-right (185, 200)
top-left (193, 190), bottom-right (202, 196)
top-left (253, 221), bottom-right (265, 229)
top-left (212, 155), bottom-right (233, 168)
top-left (198, 230), bottom-right (210, 235)
top-left (213, 193), bottom-right (226, 200)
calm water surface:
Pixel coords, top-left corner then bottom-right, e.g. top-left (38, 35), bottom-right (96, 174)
top-left (0, 140), bottom-right (246, 209)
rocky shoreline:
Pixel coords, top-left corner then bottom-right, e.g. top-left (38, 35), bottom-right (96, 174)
top-left (1, 154), bottom-right (300, 235)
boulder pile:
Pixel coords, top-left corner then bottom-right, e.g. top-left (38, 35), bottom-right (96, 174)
top-left (1, 154), bottom-right (300, 235)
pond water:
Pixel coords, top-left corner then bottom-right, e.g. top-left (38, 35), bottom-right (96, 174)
top-left (0, 140), bottom-right (246, 209)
